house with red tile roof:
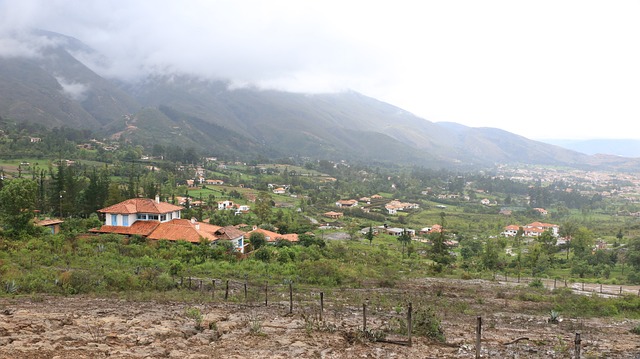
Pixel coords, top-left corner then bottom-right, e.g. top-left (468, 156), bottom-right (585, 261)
top-left (335, 199), bottom-right (358, 208)
top-left (90, 197), bottom-right (248, 252)
top-left (502, 225), bottom-right (521, 237)
top-left (97, 196), bottom-right (183, 227)
top-left (323, 211), bottom-right (344, 219)
top-left (246, 227), bottom-right (299, 243)
top-left (502, 222), bottom-right (559, 237)
top-left (533, 208), bottom-right (548, 216)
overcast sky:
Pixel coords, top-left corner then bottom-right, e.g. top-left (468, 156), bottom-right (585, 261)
top-left (1, 0), bottom-right (639, 140)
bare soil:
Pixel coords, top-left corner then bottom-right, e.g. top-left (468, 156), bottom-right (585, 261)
top-left (0, 278), bottom-right (639, 358)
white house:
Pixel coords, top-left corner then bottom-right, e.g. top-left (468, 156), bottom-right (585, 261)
top-left (218, 200), bottom-right (234, 210)
top-left (97, 195), bottom-right (182, 227)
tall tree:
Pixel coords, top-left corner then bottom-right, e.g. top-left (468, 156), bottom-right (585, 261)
top-left (398, 229), bottom-right (411, 258)
top-left (429, 212), bottom-right (454, 267)
top-left (83, 167), bottom-right (110, 216)
top-left (365, 224), bottom-right (374, 246)
top-left (560, 220), bottom-right (578, 260)
top-left (0, 178), bottom-right (38, 236)
top-left (49, 161), bottom-right (65, 217)
top-left (254, 191), bottom-right (273, 224)
top-left (571, 227), bottom-right (595, 259)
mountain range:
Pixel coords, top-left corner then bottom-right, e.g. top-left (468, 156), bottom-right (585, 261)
top-left (1, 30), bottom-right (639, 170)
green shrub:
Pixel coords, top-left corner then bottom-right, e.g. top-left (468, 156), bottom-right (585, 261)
top-left (517, 291), bottom-right (546, 302)
top-left (411, 306), bottom-right (446, 342)
top-left (528, 278), bottom-right (544, 288)
top-left (298, 259), bottom-right (343, 286)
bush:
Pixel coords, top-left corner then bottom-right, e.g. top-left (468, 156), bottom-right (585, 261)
top-left (254, 247), bottom-right (272, 263)
top-left (299, 260), bottom-right (343, 286)
top-left (411, 305), bottom-right (446, 342)
top-left (528, 278), bottom-right (544, 288)
top-left (517, 291), bottom-right (546, 302)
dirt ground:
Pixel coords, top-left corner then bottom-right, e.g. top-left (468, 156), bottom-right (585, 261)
top-left (0, 278), bottom-right (639, 358)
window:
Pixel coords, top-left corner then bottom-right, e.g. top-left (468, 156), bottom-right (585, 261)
top-left (122, 216), bottom-right (129, 227)
top-left (160, 214), bottom-right (167, 222)
top-left (111, 214), bottom-right (117, 226)
top-left (137, 214), bottom-right (145, 220)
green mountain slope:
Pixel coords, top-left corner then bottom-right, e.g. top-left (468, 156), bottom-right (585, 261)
top-left (3, 30), bottom-right (640, 170)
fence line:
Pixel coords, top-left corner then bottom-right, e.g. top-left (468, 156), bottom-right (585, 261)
top-left (493, 273), bottom-right (640, 297)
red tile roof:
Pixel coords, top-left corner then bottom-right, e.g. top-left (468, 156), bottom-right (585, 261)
top-left (214, 226), bottom-right (246, 241)
top-left (89, 220), bottom-right (161, 236)
top-left (147, 219), bottom-right (221, 243)
top-left (247, 228), bottom-right (299, 242)
top-left (98, 198), bottom-right (183, 214)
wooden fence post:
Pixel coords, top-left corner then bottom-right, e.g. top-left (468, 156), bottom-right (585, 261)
top-left (574, 332), bottom-right (581, 359)
top-left (244, 282), bottom-right (248, 301)
top-left (212, 279), bottom-right (215, 299)
top-left (554, 278), bottom-right (557, 289)
top-left (224, 280), bottom-right (229, 301)
top-left (476, 316), bottom-right (482, 359)
top-left (188, 276), bottom-right (192, 289)
top-left (320, 292), bottom-right (324, 322)
top-left (362, 303), bottom-right (367, 332)
top-left (407, 302), bottom-right (413, 347)
top-left (581, 282), bottom-right (584, 291)
top-left (600, 284), bottom-right (603, 294)
top-left (289, 282), bottom-right (293, 314)
top-left (264, 280), bottom-right (268, 306)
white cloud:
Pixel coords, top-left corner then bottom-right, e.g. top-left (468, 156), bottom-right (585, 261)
top-left (1, 0), bottom-right (640, 139)
top-left (55, 76), bottom-right (89, 101)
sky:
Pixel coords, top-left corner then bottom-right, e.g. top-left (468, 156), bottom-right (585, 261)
top-left (1, 0), bottom-right (639, 140)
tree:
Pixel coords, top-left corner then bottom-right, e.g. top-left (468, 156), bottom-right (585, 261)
top-left (482, 237), bottom-right (504, 272)
top-left (0, 178), bottom-right (38, 236)
top-left (429, 212), bottom-right (454, 267)
top-left (459, 238), bottom-right (483, 270)
top-left (525, 243), bottom-right (550, 276)
top-left (82, 167), bottom-right (110, 216)
top-left (559, 220), bottom-right (578, 260)
top-left (365, 224), bottom-right (374, 246)
top-left (571, 227), bottom-right (595, 259)
top-left (249, 231), bottom-right (266, 250)
top-left (254, 191), bottom-right (273, 224)
top-left (345, 219), bottom-right (360, 241)
top-left (536, 230), bottom-right (557, 259)
top-left (615, 229), bottom-right (624, 247)
top-left (627, 237), bottom-right (640, 272)
top-left (398, 229), bottom-right (411, 258)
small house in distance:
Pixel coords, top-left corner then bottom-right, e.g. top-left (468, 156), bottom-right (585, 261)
top-left (36, 218), bottom-right (64, 234)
